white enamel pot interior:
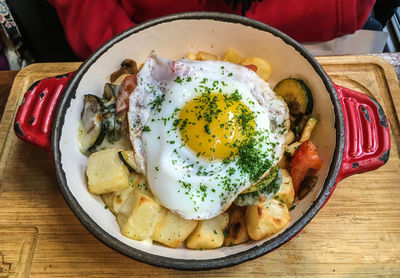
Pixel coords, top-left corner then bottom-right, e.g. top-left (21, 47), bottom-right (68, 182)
top-left (52, 12), bottom-right (344, 270)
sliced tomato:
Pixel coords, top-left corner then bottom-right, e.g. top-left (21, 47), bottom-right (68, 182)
top-left (289, 140), bottom-right (323, 195)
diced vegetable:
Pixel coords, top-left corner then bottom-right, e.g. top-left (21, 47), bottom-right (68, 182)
top-left (222, 49), bottom-right (243, 64)
top-left (186, 213), bottom-right (229, 249)
top-left (104, 82), bottom-right (118, 100)
top-left (151, 207), bottom-right (198, 248)
top-left (298, 176), bottom-right (318, 200)
top-left (273, 169), bottom-right (295, 208)
top-left (101, 192), bottom-right (116, 214)
top-left (240, 56), bottom-right (272, 81)
top-left (186, 53), bottom-right (197, 60)
top-left (102, 83), bottom-right (118, 143)
top-left (278, 155), bottom-right (290, 169)
top-left (196, 51), bottom-right (217, 61)
top-left (289, 140), bottom-right (322, 195)
top-left (118, 151), bottom-right (138, 173)
top-left (274, 78), bottom-right (313, 115)
top-left (299, 117), bottom-right (318, 143)
top-left (110, 59), bottom-right (138, 83)
top-left (223, 206), bottom-right (249, 246)
top-left (86, 149), bottom-right (130, 194)
top-left (285, 130), bottom-right (295, 145)
top-left (80, 95), bottom-right (106, 152)
top-left (291, 114), bottom-right (309, 141)
top-left (245, 198), bottom-right (290, 241)
top-left (235, 168), bottom-right (282, 206)
top-left (242, 166), bottom-right (278, 194)
top-left (116, 188), bottom-right (162, 241)
top-left (285, 141), bottom-right (302, 156)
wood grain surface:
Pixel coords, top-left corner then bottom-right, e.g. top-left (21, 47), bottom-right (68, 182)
top-left (0, 57), bottom-right (399, 277)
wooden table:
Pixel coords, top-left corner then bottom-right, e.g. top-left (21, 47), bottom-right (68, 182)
top-left (0, 54), bottom-right (400, 277)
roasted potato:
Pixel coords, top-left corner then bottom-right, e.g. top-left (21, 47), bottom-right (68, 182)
top-left (86, 149), bottom-right (130, 194)
top-left (116, 182), bottom-right (162, 241)
top-left (151, 208), bottom-right (198, 248)
top-left (222, 48), bottom-right (243, 64)
top-left (196, 51), bottom-right (218, 61)
top-left (223, 207), bottom-right (249, 246)
top-left (112, 174), bottom-right (144, 214)
top-left (240, 56), bottom-right (272, 81)
top-left (101, 192), bottom-right (116, 214)
top-left (186, 52), bottom-right (197, 61)
top-left (273, 169), bottom-right (295, 208)
top-left (186, 213), bottom-right (229, 249)
top-left (278, 155), bottom-right (290, 169)
top-left (285, 130), bottom-right (295, 145)
top-left (245, 198), bottom-right (290, 241)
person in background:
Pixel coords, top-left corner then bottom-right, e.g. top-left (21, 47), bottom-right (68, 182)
top-left (46, 0), bottom-right (376, 60)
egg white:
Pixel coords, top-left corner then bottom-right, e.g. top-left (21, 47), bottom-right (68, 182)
top-left (128, 52), bottom-right (289, 220)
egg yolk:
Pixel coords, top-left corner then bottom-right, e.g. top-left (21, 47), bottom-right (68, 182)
top-left (178, 92), bottom-right (256, 160)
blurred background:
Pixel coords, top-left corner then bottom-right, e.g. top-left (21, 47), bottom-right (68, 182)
top-left (0, 0), bottom-right (399, 70)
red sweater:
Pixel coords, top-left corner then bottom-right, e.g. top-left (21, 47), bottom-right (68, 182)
top-left (48, 0), bottom-right (375, 60)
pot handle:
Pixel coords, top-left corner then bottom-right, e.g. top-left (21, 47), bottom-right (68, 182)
top-left (14, 72), bottom-right (74, 152)
top-left (335, 84), bottom-right (391, 183)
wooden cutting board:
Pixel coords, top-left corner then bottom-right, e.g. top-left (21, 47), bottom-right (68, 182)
top-left (0, 56), bottom-right (399, 277)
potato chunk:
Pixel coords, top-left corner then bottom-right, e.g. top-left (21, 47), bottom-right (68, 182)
top-left (186, 52), bottom-right (197, 61)
top-left (196, 51), bottom-right (217, 61)
top-left (222, 49), bottom-right (243, 64)
top-left (101, 192), bottom-right (116, 214)
top-left (112, 174), bottom-right (144, 214)
top-left (223, 207), bottom-right (249, 246)
top-left (273, 169), bottom-right (295, 208)
top-left (186, 213), bottom-right (229, 249)
top-left (151, 208), bottom-right (198, 248)
top-left (86, 149), bottom-right (130, 194)
top-left (116, 182), bottom-right (161, 241)
top-left (246, 198), bottom-right (290, 241)
top-left (241, 56), bottom-right (272, 81)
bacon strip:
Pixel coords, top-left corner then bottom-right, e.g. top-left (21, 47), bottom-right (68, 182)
top-left (116, 73), bottom-right (137, 113)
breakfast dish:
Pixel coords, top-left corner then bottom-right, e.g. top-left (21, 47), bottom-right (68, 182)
top-left (79, 49), bottom-right (322, 249)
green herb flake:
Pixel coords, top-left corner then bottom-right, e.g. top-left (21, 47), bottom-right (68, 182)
top-left (204, 124), bottom-right (211, 134)
top-left (174, 76), bottom-right (183, 84)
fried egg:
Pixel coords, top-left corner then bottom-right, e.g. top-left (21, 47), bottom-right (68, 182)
top-left (128, 52), bottom-right (289, 220)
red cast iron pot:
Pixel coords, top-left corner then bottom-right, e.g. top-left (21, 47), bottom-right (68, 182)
top-left (13, 13), bottom-right (390, 270)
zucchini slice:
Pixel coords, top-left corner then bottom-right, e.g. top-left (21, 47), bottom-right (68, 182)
top-left (104, 83), bottom-right (118, 99)
top-left (299, 117), bottom-right (318, 143)
top-left (118, 151), bottom-right (138, 173)
top-left (241, 166), bottom-right (278, 194)
top-left (274, 78), bottom-right (313, 115)
top-left (80, 94), bottom-right (106, 152)
top-left (284, 141), bottom-right (302, 157)
top-left (235, 168), bottom-right (282, 206)
top-left (102, 83), bottom-right (119, 143)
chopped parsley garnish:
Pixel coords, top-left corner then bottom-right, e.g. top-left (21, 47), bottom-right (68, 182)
top-left (142, 126), bottom-right (151, 132)
top-left (174, 76), bottom-right (183, 84)
top-left (237, 136), bottom-right (273, 182)
top-left (149, 94), bottom-right (165, 112)
top-left (204, 124), bottom-right (211, 134)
